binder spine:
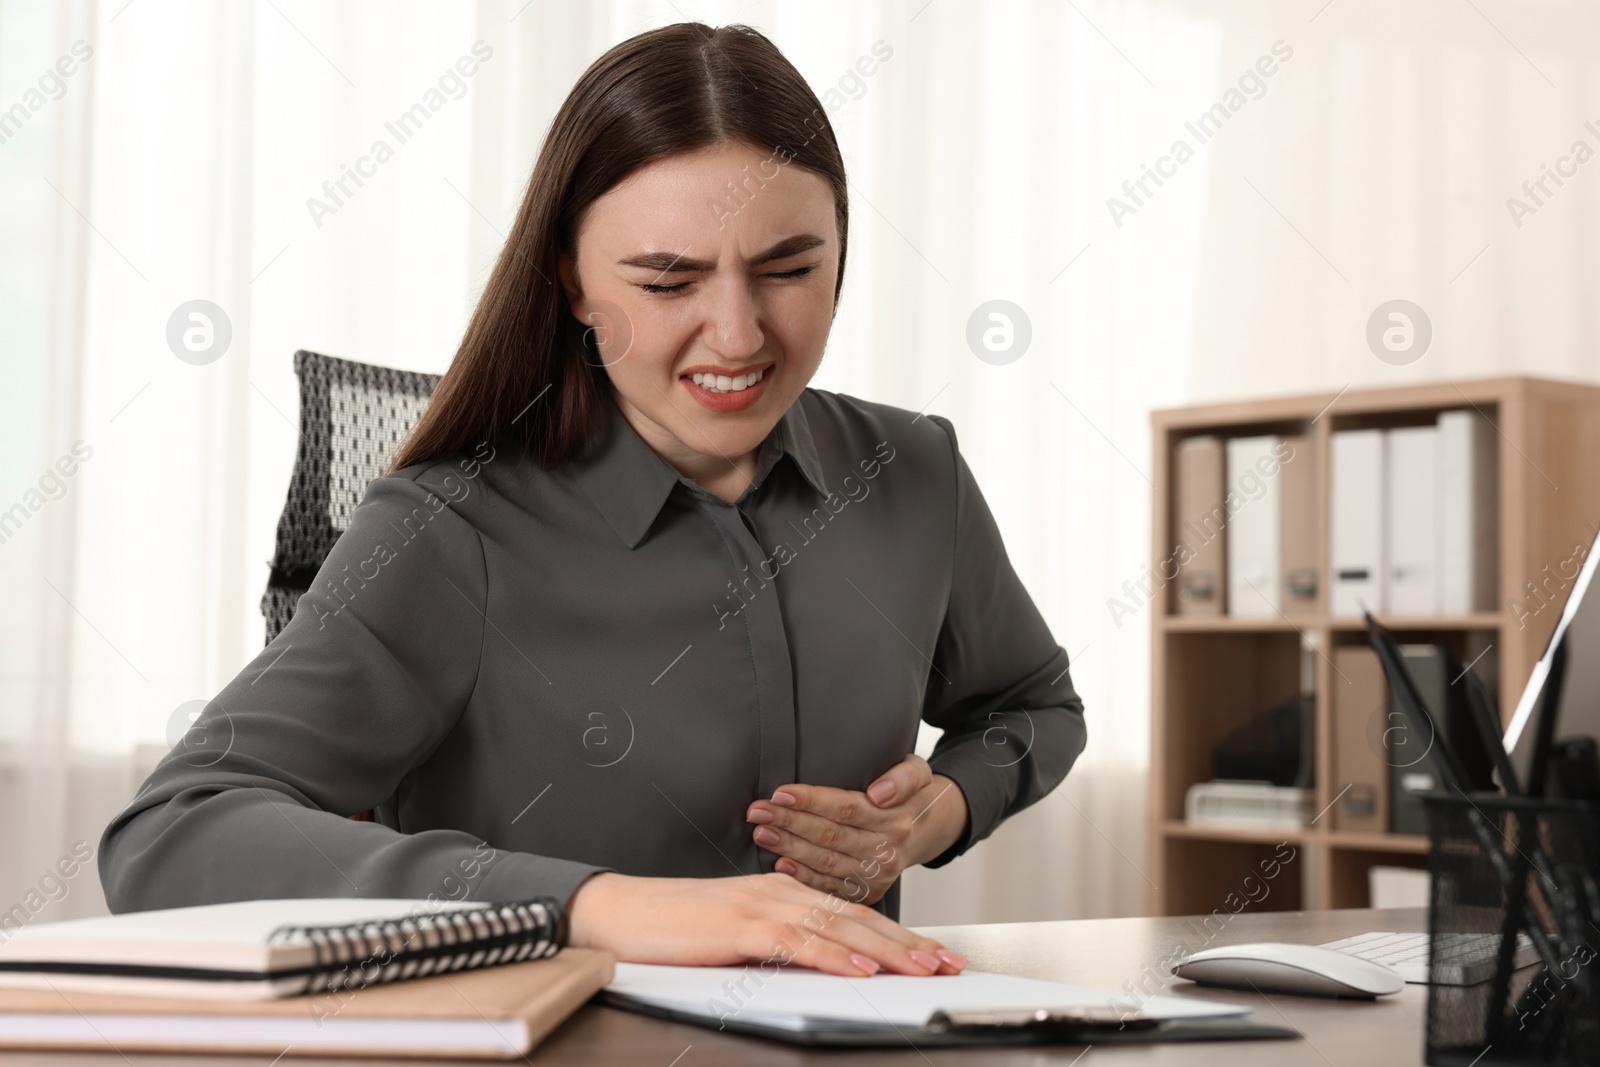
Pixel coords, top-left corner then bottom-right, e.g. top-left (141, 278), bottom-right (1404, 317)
top-left (266, 897), bottom-right (564, 994)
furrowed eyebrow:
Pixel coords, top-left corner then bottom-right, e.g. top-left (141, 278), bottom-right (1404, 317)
top-left (616, 234), bottom-right (826, 274)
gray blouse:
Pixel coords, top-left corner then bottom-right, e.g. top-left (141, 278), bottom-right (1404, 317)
top-left (98, 387), bottom-right (1087, 922)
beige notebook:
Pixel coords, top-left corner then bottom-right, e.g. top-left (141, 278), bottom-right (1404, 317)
top-left (0, 949), bottom-right (614, 1058)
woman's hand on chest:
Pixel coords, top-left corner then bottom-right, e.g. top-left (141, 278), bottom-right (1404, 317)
top-left (744, 754), bottom-right (971, 905)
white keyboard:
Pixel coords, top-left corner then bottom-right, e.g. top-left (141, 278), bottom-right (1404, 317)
top-left (1321, 931), bottom-right (1538, 985)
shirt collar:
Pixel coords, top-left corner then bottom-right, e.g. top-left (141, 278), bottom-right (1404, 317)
top-left (571, 387), bottom-right (829, 550)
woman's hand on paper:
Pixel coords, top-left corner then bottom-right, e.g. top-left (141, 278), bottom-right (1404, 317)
top-left (744, 754), bottom-right (970, 906)
top-left (565, 871), bottom-right (967, 977)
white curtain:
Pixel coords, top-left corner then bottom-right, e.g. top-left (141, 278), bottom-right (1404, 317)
top-left (6, 0), bottom-right (1599, 930)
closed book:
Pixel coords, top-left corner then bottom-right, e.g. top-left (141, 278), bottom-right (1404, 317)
top-left (0, 949), bottom-right (613, 1058)
top-left (1278, 434), bottom-right (1318, 614)
top-left (1332, 646), bottom-right (1389, 833)
top-left (1437, 409), bottom-right (1499, 613)
top-left (1173, 436), bottom-right (1227, 615)
top-left (1386, 426), bottom-right (1439, 615)
top-left (1330, 429), bottom-right (1386, 616)
top-left (1226, 436), bottom-right (1281, 616)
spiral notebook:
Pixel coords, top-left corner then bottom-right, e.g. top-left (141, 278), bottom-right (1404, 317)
top-left (0, 897), bottom-right (567, 1000)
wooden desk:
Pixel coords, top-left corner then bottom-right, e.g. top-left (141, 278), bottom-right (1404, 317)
top-left (1, 907), bottom-right (1430, 1067)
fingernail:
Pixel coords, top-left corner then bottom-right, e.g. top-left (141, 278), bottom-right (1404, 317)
top-left (771, 790), bottom-right (797, 806)
top-left (775, 859), bottom-right (797, 875)
top-left (867, 781), bottom-right (897, 805)
top-left (752, 826), bottom-right (780, 846)
top-left (936, 949), bottom-right (967, 969)
top-left (909, 950), bottom-right (940, 973)
top-left (746, 807), bottom-right (774, 824)
top-left (850, 953), bottom-right (880, 976)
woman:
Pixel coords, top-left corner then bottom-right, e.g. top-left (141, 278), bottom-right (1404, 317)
top-left (99, 22), bottom-right (1086, 980)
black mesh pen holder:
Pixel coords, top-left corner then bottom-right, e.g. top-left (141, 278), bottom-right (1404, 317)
top-left (1422, 794), bottom-right (1600, 1066)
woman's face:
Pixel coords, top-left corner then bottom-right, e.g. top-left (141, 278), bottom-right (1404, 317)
top-left (559, 140), bottom-right (840, 478)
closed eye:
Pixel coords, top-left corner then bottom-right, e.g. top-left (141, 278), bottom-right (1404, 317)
top-left (639, 265), bottom-right (815, 295)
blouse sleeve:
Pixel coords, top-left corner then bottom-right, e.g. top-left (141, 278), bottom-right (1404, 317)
top-left (917, 415), bottom-right (1088, 867)
top-left (97, 466), bottom-right (608, 914)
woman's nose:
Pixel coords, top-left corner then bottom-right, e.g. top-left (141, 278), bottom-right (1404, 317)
top-left (703, 278), bottom-right (765, 358)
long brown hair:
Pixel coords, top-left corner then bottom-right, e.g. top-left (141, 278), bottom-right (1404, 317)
top-left (387, 22), bottom-right (849, 474)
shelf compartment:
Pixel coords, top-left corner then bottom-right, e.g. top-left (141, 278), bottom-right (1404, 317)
top-left (1158, 630), bottom-right (1304, 823)
top-left (1159, 835), bottom-right (1304, 916)
top-left (1325, 846), bottom-right (1429, 909)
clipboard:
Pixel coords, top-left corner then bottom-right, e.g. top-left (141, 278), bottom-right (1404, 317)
top-left (603, 993), bottom-right (1301, 1048)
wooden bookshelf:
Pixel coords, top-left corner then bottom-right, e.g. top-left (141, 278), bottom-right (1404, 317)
top-left (1147, 376), bottom-right (1600, 913)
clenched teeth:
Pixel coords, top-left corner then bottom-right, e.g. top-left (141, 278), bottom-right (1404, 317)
top-left (688, 367), bottom-right (765, 393)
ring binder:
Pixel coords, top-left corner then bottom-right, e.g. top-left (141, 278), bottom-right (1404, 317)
top-left (265, 897), bottom-right (565, 994)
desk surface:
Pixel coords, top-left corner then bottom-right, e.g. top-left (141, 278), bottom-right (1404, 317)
top-left (1, 907), bottom-right (1430, 1067)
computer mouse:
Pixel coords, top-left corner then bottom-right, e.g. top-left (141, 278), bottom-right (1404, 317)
top-left (1170, 942), bottom-right (1404, 998)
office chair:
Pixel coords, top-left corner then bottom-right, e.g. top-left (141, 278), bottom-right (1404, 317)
top-left (261, 350), bottom-right (440, 643)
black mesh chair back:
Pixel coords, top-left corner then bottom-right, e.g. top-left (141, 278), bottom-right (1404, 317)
top-left (261, 350), bottom-right (441, 644)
